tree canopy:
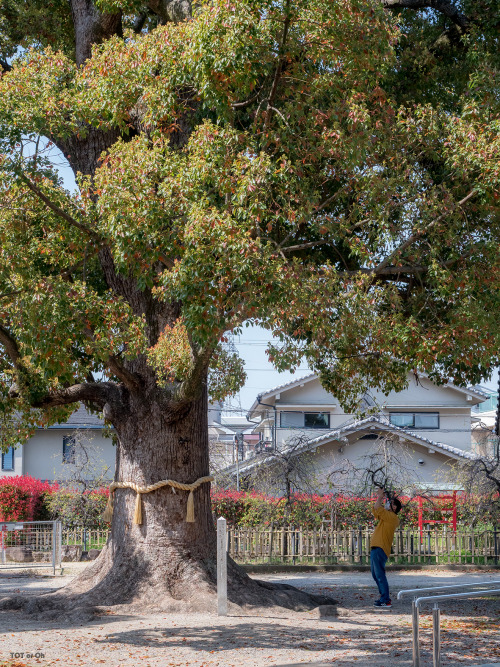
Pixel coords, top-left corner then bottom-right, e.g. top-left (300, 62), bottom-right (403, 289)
top-left (0, 0), bottom-right (499, 446)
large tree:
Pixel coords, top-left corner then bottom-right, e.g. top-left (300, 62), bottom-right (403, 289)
top-left (0, 0), bottom-right (499, 614)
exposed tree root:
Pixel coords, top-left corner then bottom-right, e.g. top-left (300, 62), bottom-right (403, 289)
top-left (0, 547), bottom-right (336, 623)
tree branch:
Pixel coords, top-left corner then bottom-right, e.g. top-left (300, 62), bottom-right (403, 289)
top-left (264, 0), bottom-right (292, 130)
top-left (174, 343), bottom-right (216, 408)
top-left (0, 323), bottom-right (21, 364)
top-left (147, 0), bottom-right (192, 24)
top-left (69, 0), bottom-right (122, 66)
top-left (374, 189), bottom-right (477, 275)
top-left (382, 0), bottom-right (471, 31)
top-left (133, 11), bottom-right (149, 33)
top-left (0, 59), bottom-right (12, 73)
top-left (31, 381), bottom-right (121, 410)
top-left (20, 174), bottom-right (100, 240)
top-left (107, 354), bottom-right (142, 391)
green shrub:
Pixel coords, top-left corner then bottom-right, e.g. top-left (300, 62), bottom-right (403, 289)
top-left (46, 488), bottom-right (110, 529)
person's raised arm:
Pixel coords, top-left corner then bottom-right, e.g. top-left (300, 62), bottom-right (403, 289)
top-left (374, 486), bottom-right (385, 510)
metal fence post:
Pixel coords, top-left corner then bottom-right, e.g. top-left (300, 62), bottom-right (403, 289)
top-left (52, 521), bottom-right (56, 575)
top-left (217, 517), bottom-right (227, 616)
top-left (412, 599), bottom-right (420, 667)
top-left (432, 603), bottom-right (441, 667)
top-left (57, 521), bottom-right (62, 571)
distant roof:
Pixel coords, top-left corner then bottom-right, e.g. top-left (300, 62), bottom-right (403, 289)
top-left (247, 372), bottom-right (489, 416)
top-left (47, 405), bottom-right (105, 429)
top-left (209, 422), bottom-right (237, 436)
top-left (220, 415), bottom-right (256, 430)
top-left (471, 385), bottom-right (498, 397)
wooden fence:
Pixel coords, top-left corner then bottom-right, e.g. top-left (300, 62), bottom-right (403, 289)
top-left (227, 527), bottom-right (500, 565)
top-left (59, 526), bottom-right (500, 565)
top-left (62, 528), bottom-right (108, 551)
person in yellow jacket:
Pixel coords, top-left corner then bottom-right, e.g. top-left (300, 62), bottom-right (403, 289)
top-left (370, 486), bottom-right (401, 608)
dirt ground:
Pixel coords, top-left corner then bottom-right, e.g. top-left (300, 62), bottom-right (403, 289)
top-left (0, 565), bottom-right (499, 667)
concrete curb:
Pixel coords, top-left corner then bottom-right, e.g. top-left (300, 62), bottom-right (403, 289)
top-left (242, 563), bottom-right (500, 574)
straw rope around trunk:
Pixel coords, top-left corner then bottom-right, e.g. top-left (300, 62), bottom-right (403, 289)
top-left (102, 476), bottom-right (214, 525)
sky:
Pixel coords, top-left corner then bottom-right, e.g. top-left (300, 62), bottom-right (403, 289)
top-left (229, 325), bottom-right (499, 415)
top-left (53, 152), bottom-right (499, 415)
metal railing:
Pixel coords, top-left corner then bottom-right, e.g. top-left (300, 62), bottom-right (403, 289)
top-left (398, 581), bottom-right (500, 667)
top-left (0, 521), bottom-right (62, 575)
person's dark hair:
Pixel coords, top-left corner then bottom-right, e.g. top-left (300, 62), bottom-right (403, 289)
top-left (392, 498), bottom-right (402, 514)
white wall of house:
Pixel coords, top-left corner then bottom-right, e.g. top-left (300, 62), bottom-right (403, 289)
top-left (311, 439), bottom-right (457, 493)
top-left (2, 429), bottom-right (116, 482)
top-left (252, 374), bottom-right (479, 451)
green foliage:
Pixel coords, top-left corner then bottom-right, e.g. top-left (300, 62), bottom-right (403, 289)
top-left (0, 0), bottom-right (499, 422)
top-left (46, 488), bottom-right (110, 529)
top-left (147, 318), bottom-right (193, 385)
top-left (207, 344), bottom-right (247, 402)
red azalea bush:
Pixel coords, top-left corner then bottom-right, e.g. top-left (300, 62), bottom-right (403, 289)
top-left (1, 476), bottom-right (497, 529)
top-left (210, 490), bottom-right (498, 529)
top-left (0, 476), bottom-right (58, 522)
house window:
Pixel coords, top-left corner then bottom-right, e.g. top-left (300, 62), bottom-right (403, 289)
top-left (390, 413), bottom-right (439, 429)
top-left (1, 447), bottom-right (14, 471)
top-left (62, 436), bottom-right (76, 464)
top-left (304, 412), bottom-right (330, 428)
top-left (280, 412), bottom-right (330, 429)
top-left (280, 411), bottom-right (303, 428)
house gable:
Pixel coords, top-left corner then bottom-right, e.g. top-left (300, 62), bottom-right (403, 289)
top-left (249, 372), bottom-right (486, 416)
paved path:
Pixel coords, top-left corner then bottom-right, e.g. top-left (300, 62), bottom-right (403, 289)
top-left (0, 566), bottom-right (499, 667)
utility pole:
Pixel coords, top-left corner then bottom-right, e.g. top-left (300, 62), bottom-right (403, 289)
top-left (494, 369), bottom-right (500, 437)
top-left (234, 433), bottom-right (243, 491)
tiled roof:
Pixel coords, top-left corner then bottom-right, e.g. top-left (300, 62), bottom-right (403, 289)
top-left (47, 405), bottom-right (105, 429)
top-left (247, 373), bottom-right (317, 416)
top-left (304, 415), bottom-right (476, 460)
top-left (469, 385), bottom-right (495, 398)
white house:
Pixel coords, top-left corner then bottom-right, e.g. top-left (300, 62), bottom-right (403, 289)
top-left (224, 373), bottom-right (489, 492)
top-left (0, 406), bottom-right (115, 482)
top-left (0, 402), bottom-right (241, 482)
top-left (209, 410), bottom-right (259, 470)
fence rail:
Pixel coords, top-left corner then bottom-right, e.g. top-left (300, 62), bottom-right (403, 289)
top-left (0, 521), bottom-right (62, 573)
top-left (227, 527), bottom-right (500, 565)
top-left (62, 528), bottom-right (109, 551)
top-left (11, 526), bottom-right (498, 566)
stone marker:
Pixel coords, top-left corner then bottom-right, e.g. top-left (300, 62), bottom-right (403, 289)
top-left (61, 545), bottom-right (83, 562)
top-left (312, 604), bottom-right (338, 618)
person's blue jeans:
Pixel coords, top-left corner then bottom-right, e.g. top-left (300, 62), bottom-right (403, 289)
top-left (370, 547), bottom-right (390, 602)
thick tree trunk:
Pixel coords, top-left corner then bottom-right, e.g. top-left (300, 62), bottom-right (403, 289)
top-left (2, 388), bottom-right (335, 620)
top-left (66, 388), bottom-right (216, 610)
